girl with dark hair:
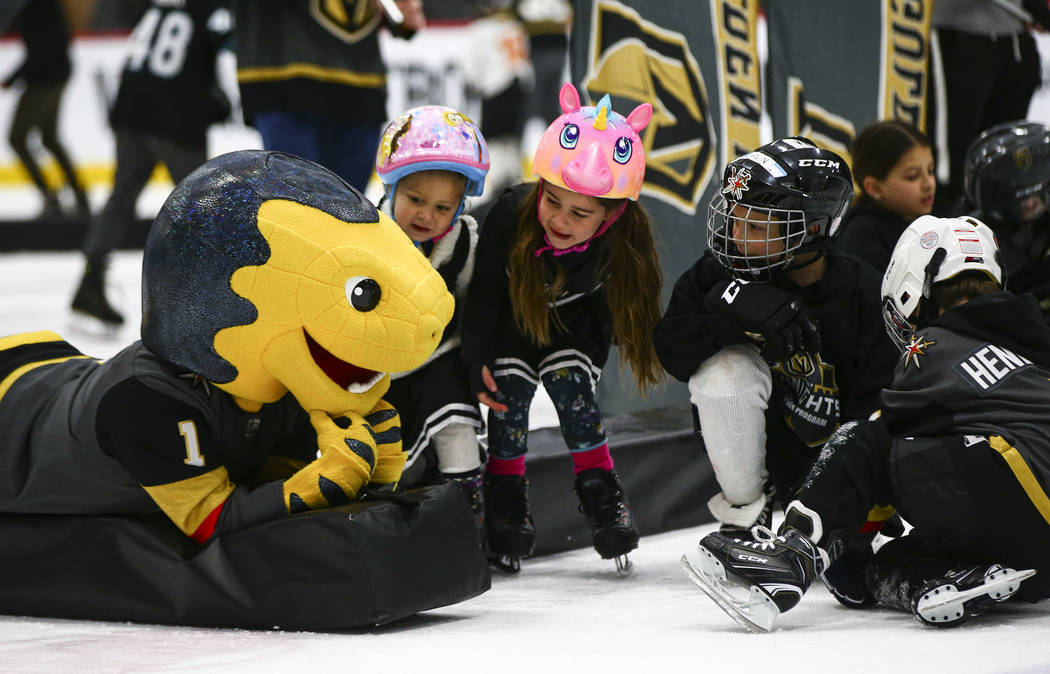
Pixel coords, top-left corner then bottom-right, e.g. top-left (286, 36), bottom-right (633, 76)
top-left (837, 120), bottom-right (936, 273)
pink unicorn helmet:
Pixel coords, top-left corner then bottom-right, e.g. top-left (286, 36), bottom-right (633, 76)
top-left (375, 105), bottom-right (490, 219)
top-left (533, 83), bottom-right (652, 200)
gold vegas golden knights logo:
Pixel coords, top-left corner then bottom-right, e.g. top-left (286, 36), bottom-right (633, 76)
top-left (310, 0), bottom-right (381, 43)
top-left (582, 1), bottom-right (716, 214)
top-left (784, 351), bottom-right (816, 378)
top-left (1015, 146), bottom-right (1034, 170)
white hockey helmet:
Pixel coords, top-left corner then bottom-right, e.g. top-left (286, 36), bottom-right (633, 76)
top-left (881, 215), bottom-right (1002, 349)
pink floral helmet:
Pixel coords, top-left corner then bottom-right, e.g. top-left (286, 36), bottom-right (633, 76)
top-left (533, 83), bottom-right (652, 200)
top-left (375, 105), bottom-right (490, 218)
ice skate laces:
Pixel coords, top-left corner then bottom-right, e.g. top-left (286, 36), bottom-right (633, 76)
top-left (744, 525), bottom-right (779, 550)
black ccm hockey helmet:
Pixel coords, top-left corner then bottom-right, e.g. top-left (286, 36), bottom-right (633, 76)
top-left (964, 120), bottom-right (1050, 224)
top-left (707, 137), bottom-right (853, 281)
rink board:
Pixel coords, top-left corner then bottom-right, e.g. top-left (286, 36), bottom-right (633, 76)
top-left (0, 482), bottom-right (490, 630)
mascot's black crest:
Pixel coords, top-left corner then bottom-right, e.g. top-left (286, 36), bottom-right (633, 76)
top-left (141, 150), bottom-right (379, 381)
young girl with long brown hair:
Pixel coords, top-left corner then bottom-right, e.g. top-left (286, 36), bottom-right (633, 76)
top-left (461, 83), bottom-right (663, 573)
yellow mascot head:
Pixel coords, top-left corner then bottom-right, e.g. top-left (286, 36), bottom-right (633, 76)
top-left (141, 150), bottom-right (453, 415)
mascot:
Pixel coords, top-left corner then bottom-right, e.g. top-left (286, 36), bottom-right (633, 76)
top-left (0, 151), bottom-right (489, 628)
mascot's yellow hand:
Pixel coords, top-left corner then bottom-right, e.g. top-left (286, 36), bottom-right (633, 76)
top-left (362, 400), bottom-right (407, 487)
top-left (282, 410), bottom-right (377, 513)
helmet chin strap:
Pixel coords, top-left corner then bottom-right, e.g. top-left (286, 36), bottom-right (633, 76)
top-left (916, 247), bottom-right (947, 328)
top-left (785, 249), bottom-right (824, 273)
top-left (533, 180), bottom-right (627, 257)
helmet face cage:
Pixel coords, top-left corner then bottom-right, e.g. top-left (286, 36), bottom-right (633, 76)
top-left (707, 192), bottom-right (808, 281)
top-left (979, 170), bottom-right (1050, 224)
top-left (882, 295), bottom-right (915, 351)
top-left (706, 137), bottom-right (852, 280)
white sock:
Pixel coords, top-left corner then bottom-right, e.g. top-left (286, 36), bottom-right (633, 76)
top-left (433, 423), bottom-right (482, 474)
top-left (689, 344), bottom-right (771, 509)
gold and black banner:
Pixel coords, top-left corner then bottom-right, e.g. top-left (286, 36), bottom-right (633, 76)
top-left (711, 0), bottom-right (762, 167)
top-left (578, 0), bottom-right (717, 216)
top-left (767, 0), bottom-right (932, 164)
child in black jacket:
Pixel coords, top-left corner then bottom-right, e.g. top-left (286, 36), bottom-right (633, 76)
top-left (654, 138), bottom-right (897, 536)
top-left (836, 120), bottom-right (935, 274)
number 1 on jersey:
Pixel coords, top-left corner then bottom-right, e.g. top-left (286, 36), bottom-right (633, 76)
top-left (178, 419), bottom-right (205, 467)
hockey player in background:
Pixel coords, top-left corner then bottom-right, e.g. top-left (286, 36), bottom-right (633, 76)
top-left (71, 0), bottom-right (233, 327)
top-left (685, 215), bottom-right (1049, 632)
top-left (964, 120), bottom-right (1050, 319)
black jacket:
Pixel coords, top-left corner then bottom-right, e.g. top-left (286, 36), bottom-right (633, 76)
top-left (461, 184), bottom-right (612, 394)
top-left (654, 250), bottom-right (898, 431)
top-left (3, 0), bottom-right (70, 86)
top-left (835, 200), bottom-right (911, 275)
top-left (881, 292), bottom-right (1050, 490)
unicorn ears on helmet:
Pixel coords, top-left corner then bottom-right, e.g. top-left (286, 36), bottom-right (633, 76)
top-left (557, 82), bottom-right (652, 134)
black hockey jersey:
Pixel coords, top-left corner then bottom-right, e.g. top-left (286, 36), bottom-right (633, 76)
top-left (0, 333), bottom-right (316, 542)
top-left (109, 0), bottom-right (233, 146)
top-left (881, 292), bottom-right (1050, 490)
top-left (234, 0), bottom-right (388, 127)
top-left (655, 250), bottom-right (898, 449)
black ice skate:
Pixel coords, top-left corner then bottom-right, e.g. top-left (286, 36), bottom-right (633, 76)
top-left (911, 564), bottom-right (1036, 628)
top-left (681, 526), bottom-right (828, 633)
top-left (574, 468), bottom-right (639, 575)
top-left (483, 473), bottom-right (535, 573)
top-left (71, 264), bottom-right (124, 328)
top-left (446, 468), bottom-right (484, 531)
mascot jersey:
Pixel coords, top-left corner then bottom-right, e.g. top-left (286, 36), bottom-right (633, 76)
top-left (0, 335), bottom-right (317, 540)
top-left (0, 151), bottom-right (454, 543)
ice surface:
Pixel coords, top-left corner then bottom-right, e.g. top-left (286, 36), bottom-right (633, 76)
top-left (1, 251), bottom-right (1049, 673)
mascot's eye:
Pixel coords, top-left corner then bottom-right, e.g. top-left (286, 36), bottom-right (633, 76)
top-left (345, 276), bottom-right (381, 312)
top-left (613, 137), bottom-right (632, 164)
top-left (560, 123), bottom-right (580, 149)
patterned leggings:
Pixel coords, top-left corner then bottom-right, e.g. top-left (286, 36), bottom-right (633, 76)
top-left (486, 351), bottom-right (606, 459)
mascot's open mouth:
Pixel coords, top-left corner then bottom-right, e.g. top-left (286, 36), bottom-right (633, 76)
top-left (303, 330), bottom-right (384, 393)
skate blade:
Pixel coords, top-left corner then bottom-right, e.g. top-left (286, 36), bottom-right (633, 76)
top-left (681, 550), bottom-right (779, 633)
top-left (614, 554), bottom-right (634, 577)
top-left (915, 568), bottom-right (1036, 624)
top-left (68, 312), bottom-right (123, 338)
top-left (488, 554), bottom-right (522, 574)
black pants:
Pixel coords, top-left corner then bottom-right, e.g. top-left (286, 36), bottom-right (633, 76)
top-left (798, 420), bottom-right (1050, 601)
top-left (927, 27), bottom-right (1041, 215)
top-left (8, 80), bottom-right (85, 204)
top-left (82, 130), bottom-right (205, 264)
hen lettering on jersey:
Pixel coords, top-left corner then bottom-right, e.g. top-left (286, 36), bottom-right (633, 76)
top-left (956, 344), bottom-right (1033, 391)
